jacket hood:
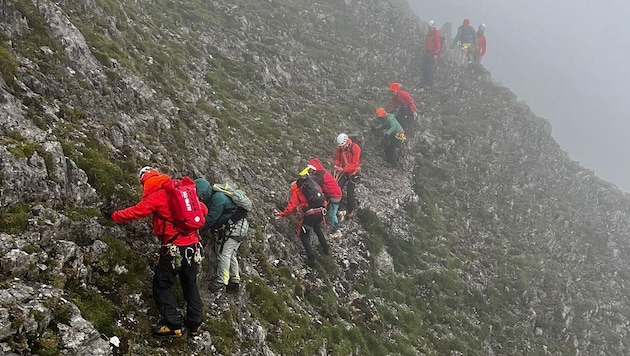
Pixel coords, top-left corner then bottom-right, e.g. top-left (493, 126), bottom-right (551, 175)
top-left (307, 158), bottom-right (325, 172)
top-left (194, 178), bottom-right (213, 200)
top-left (142, 174), bottom-right (170, 197)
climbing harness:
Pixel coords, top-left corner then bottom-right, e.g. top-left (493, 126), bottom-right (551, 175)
top-left (164, 244), bottom-right (182, 269)
top-left (396, 131), bottom-right (407, 142)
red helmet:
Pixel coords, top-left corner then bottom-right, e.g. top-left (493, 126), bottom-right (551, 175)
top-left (375, 107), bottom-right (387, 118)
top-left (463, 18), bottom-right (470, 25)
top-left (389, 82), bottom-right (401, 92)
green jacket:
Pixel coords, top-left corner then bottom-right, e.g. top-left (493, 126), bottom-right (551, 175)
top-left (195, 178), bottom-right (238, 231)
top-left (379, 114), bottom-right (403, 136)
top-left (451, 24), bottom-right (477, 49)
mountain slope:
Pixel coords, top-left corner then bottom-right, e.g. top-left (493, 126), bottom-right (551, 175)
top-left (1, 0), bottom-right (629, 355)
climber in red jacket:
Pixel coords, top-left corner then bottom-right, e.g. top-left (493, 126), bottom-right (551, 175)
top-left (103, 166), bottom-right (207, 338)
top-left (422, 20), bottom-right (441, 89)
top-left (388, 82), bottom-right (417, 134)
top-left (476, 23), bottom-right (487, 63)
top-left (303, 158), bottom-right (343, 238)
top-left (334, 133), bottom-right (362, 219)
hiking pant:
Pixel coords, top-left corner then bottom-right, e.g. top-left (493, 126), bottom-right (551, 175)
top-left (422, 51), bottom-right (437, 87)
top-left (300, 213), bottom-right (329, 261)
top-left (337, 174), bottom-right (358, 214)
top-left (395, 106), bottom-right (414, 134)
top-left (215, 219), bottom-right (248, 285)
top-left (326, 198), bottom-right (341, 230)
top-left (153, 243), bottom-right (203, 330)
top-left (383, 134), bottom-right (401, 168)
top-left (216, 237), bottom-right (241, 285)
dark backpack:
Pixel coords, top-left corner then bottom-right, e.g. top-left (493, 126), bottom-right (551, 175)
top-left (212, 183), bottom-right (253, 224)
top-left (347, 133), bottom-right (363, 147)
top-left (297, 176), bottom-right (325, 209)
top-left (162, 177), bottom-right (206, 234)
top-left (461, 26), bottom-right (476, 43)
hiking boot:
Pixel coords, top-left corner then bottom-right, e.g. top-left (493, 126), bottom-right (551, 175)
top-left (329, 230), bottom-right (343, 239)
top-left (209, 281), bottom-right (226, 293)
top-left (152, 325), bottom-right (182, 338)
top-left (226, 281), bottom-right (240, 294)
top-left (337, 210), bottom-right (346, 223)
top-left (185, 322), bottom-right (202, 337)
top-left (188, 326), bottom-right (202, 337)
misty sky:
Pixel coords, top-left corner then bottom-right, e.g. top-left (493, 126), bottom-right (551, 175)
top-left (409, 0), bottom-right (630, 192)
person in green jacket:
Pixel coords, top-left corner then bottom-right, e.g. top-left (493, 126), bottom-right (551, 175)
top-left (195, 178), bottom-right (249, 294)
top-left (374, 107), bottom-right (406, 168)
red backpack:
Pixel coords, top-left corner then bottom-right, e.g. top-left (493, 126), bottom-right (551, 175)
top-left (162, 177), bottom-right (206, 234)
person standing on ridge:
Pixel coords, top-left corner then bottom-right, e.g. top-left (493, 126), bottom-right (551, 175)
top-left (302, 158), bottom-right (343, 239)
top-left (451, 18), bottom-right (477, 64)
top-left (475, 23), bottom-right (487, 63)
top-left (422, 20), bottom-right (441, 90)
top-left (274, 176), bottom-right (329, 267)
top-left (388, 82), bottom-right (417, 133)
top-left (195, 178), bottom-right (249, 294)
top-left (374, 107), bottom-right (406, 168)
top-left (102, 166), bottom-right (206, 338)
top-left (334, 133), bottom-right (361, 220)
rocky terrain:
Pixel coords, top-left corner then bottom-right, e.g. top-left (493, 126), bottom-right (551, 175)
top-left (1, 0), bottom-right (630, 355)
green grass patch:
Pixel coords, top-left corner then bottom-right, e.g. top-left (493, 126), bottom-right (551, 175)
top-left (0, 202), bottom-right (31, 234)
top-left (71, 290), bottom-right (119, 336)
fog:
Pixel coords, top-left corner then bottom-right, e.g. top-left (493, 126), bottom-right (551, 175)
top-left (409, 0), bottom-right (630, 192)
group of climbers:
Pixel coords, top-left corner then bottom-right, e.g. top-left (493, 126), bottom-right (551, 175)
top-left (422, 18), bottom-right (487, 88)
top-left (97, 15), bottom-right (486, 341)
top-left (102, 167), bottom-right (250, 338)
top-left (365, 83), bottom-right (415, 168)
top-left (450, 18), bottom-right (487, 65)
top-left (274, 133), bottom-right (363, 265)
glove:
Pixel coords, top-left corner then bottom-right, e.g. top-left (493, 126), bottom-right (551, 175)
top-left (396, 132), bottom-right (407, 142)
top-left (101, 206), bottom-right (116, 220)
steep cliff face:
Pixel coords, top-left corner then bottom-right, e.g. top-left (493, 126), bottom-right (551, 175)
top-left (1, 0), bottom-right (629, 355)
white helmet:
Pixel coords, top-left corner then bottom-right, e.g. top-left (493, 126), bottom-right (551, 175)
top-left (137, 166), bottom-right (155, 181)
top-left (428, 20), bottom-right (436, 28)
top-left (337, 133), bottom-right (349, 146)
top-left (480, 23), bottom-right (487, 30)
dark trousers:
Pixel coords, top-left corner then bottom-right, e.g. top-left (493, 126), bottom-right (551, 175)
top-left (422, 51), bottom-right (437, 87)
top-left (395, 106), bottom-right (414, 133)
top-left (383, 134), bottom-right (401, 167)
top-left (337, 174), bottom-right (358, 214)
top-left (153, 243), bottom-right (203, 330)
top-left (300, 213), bottom-right (329, 260)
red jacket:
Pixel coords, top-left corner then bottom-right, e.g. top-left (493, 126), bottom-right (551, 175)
top-left (477, 33), bottom-right (486, 56)
top-left (277, 183), bottom-right (308, 217)
top-left (111, 174), bottom-right (207, 246)
top-left (307, 158), bottom-right (342, 200)
top-left (390, 90), bottom-right (417, 113)
top-left (425, 28), bottom-right (441, 55)
top-left (333, 140), bottom-right (361, 176)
